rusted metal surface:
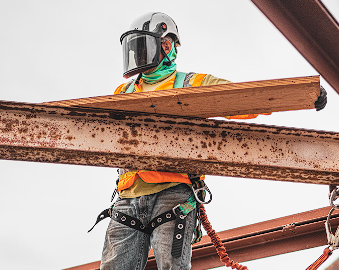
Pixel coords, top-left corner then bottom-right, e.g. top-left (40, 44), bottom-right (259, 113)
top-left (64, 206), bottom-right (339, 270)
top-left (250, 0), bottom-right (339, 94)
top-left (64, 261), bottom-right (100, 270)
top-left (325, 257), bottom-right (339, 270)
top-left (42, 76), bottom-right (320, 118)
top-left (1, 100), bottom-right (339, 184)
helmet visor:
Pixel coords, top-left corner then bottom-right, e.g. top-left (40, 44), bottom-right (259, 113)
top-left (122, 32), bottom-right (161, 78)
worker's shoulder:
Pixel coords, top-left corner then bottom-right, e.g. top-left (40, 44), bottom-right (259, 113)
top-left (201, 74), bottom-right (232, 86)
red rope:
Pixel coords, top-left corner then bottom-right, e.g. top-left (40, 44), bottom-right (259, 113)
top-left (306, 247), bottom-right (332, 270)
top-left (199, 205), bottom-right (248, 270)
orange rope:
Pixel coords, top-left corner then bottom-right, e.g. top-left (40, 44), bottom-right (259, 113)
top-left (199, 205), bottom-right (248, 270)
top-left (306, 247), bottom-right (332, 270)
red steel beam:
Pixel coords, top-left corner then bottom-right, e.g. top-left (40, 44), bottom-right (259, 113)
top-left (251, 0), bottom-right (339, 94)
top-left (1, 101), bottom-right (339, 185)
top-left (64, 206), bottom-right (339, 270)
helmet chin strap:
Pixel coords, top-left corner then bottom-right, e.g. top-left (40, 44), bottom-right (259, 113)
top-left (161, 46), bottom-right (174, 66)
top-left (135, 72), bottom-right (142, 85)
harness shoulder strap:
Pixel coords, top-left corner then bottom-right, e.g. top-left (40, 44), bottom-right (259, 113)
top-left (173, 72), bottom-right (187, 88)
top-left (124, 80), bottom-right (135, 94)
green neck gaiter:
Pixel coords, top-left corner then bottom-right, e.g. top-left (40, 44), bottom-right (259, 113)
top-left (141, 41), bottom-right (177, 84)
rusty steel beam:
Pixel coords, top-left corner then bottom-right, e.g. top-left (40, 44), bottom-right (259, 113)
top-left (251, 0), bottom-right (339, 94)
top-left (64, 206), bottom-right (339, 270)
top-left (1, 100), bottom-right (339, 184)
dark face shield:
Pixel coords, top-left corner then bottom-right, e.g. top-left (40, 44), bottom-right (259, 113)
top-left (121, 32), bottom-right (161, 78)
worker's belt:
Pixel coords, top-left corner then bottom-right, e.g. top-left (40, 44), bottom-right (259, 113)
top-left (88, 194), bottom-right (198, 258)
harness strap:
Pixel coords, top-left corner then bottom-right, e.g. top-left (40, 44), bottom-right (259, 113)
top-left (88, 194), bottom-right (196, 230)
top-left (111, 208), bottom-right (176, 235)
top-left (88, 208), bottom-right (111, 233)
top-left (125, 80), bottom-right (135, 94)
top-left (173, 71), bottom-right (187, 88)
top-left (119, 80), bottom-right (134, 94)
top-left (88, 206), bottom-right (177, 234)
top-left (172, 207), bottom-right (188, 258)
top-left (187, 174), bottom-right (206, 245)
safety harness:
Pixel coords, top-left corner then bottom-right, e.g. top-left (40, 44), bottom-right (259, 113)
top-left (89, 72), bottom-right (211, 259)
top-left (88, 174), bottom-right (211, 258)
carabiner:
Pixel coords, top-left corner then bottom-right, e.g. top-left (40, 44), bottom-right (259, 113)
top-left (193, 185), bottom-right (212, 204)
top-left (330, 187), bottom-right (339, 210)
top-left (325, 207), bottom-right (339, 250)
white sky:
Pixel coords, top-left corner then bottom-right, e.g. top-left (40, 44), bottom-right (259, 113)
top-left (1, 1), bottom-right (339, 269)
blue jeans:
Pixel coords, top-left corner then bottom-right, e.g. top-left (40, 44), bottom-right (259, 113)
top-left (100, 184), bottom-right (197, 270)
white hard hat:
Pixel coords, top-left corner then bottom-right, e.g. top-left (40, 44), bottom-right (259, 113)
top-left (120, 12), bottom-right (180, 78)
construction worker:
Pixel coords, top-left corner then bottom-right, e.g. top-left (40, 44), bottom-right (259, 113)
top-left (98, 12), bottom-right (327, 270)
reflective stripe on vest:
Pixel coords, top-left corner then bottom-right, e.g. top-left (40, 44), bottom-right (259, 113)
top-left (114, 72), bottom-right (207, 94)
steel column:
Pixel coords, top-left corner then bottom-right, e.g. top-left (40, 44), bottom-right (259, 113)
top-left (1, 101), bottom-right (339, 184)
top-left (250, 0), bottom-right (339, 94)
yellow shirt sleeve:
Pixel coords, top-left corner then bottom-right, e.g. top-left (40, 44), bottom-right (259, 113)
top-left (200, 74), bottom-right (232, 86)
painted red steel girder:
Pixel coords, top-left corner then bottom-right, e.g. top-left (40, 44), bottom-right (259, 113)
top-left (64, 206), bottom-right (339, 270)
top-left (250, 0), bottom-right (339, 94)
top-left (0, 101), bottom-right (339, 185)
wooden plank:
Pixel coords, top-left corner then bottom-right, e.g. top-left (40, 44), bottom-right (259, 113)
top-left (43, 76), bottom-right (320, 117)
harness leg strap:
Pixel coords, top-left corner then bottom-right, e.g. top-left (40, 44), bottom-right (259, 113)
top-left (171, 208), bottom-right (188, 258)
top-left (89, 194), bottom-right (198, 259)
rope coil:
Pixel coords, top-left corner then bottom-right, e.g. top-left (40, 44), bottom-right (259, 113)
top-left (199, 205), bottom-right (248, 270)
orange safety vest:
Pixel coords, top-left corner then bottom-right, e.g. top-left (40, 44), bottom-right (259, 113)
top-left (115, 72), bottom-right (207, 191)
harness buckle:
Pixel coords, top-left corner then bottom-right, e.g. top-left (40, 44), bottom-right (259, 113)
top-left (172, 204), bottom-right (187, 219)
